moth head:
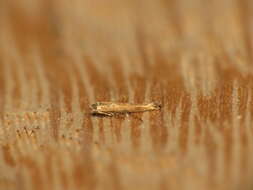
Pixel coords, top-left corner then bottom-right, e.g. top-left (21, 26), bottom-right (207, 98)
top-left (150, 102), bottom-right (162, 110)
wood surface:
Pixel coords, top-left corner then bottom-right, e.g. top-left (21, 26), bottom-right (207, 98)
top-left (0, 0), bottom-right (253, 189)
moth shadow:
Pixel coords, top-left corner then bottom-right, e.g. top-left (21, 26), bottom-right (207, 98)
top-left (90, 113), bottom-right (111, 118)
top-left (91, 112), bottom-right (143, 121)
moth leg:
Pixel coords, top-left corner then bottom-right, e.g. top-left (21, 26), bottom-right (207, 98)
top-left (94, 111), bottom-right (114, 117)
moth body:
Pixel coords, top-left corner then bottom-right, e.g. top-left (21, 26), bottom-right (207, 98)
top-left (91, 102), bottom-right (161, 116)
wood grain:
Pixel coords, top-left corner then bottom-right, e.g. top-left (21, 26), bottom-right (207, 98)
top-left (0, 0), bottom-right (253, 189)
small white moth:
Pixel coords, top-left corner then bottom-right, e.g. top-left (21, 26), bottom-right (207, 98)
top-left (90, 102), bottom-right (161, 116)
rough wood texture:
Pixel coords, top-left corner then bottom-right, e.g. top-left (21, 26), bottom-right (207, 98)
top-left (0, 0), bottom-right (253, 189)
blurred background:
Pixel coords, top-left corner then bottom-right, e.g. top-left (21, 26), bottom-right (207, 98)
top-left (0, 0), bottom-right (253, 189)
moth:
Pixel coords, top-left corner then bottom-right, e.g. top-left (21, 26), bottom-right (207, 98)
top-left (90, 102), bottom-right (161, 116)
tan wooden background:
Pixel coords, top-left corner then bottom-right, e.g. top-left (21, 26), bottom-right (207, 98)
top-left (0, 0), bottom-right (253, 189)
